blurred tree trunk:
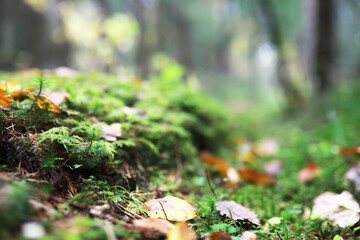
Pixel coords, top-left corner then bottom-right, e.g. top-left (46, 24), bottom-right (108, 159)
top-left (132, 0), bottom-right (151, 79)
top-left (175, 5), bottom-right (192, 70)
top-left (156, 0), bottom-right (192, 70)
top-left (302, 0), bottom-right (335, 93)
top-left (314, 0), bottom-right (334, 92)
top-left (259, 0), bottom-right (302, 107)
top-left (0, 0), bottom-right (70, 70)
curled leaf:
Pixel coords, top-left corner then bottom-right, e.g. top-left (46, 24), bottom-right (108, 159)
top-left (345, 162), bottom-right (360, 190)
top-left (215, 200), bottom-right (260, 225)
top-left (311, 191), bottom-right (360, 228)
top-left (101, 123), bottom-right (122, 142)
top-left (45, 91), bottom-right (71, 106)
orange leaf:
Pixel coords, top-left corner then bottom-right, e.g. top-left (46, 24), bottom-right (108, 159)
top-left (205, 232), bottom-right (232, 240)
top-left (340, 147), bottom-right (360, 156)
top-left (297, 163), bottom-right (322, 183)
top-left (30, 95), bottom-right (62, 113)
top-left (200, 151), bottom-right (229, 175)
top-left (239, 167), bottom-right (275, 186)
top-left (144, 196), bottom-right (197, 221)
top-left (0, 89), bottom-right (14, 108)
top-left (11, 88), bottom-right (36, 100)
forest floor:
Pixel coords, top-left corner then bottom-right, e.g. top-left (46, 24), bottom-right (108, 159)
top-left (1, 69), bottom-right (360, 240)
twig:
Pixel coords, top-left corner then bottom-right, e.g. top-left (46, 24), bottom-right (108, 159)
top-left (175, 145), bottom-right (183, 182)
top-left (158, 200), bottom-right (169, 221)
top-left (115, 203), bottom-right (143, 219)
top-left (204, 167), bottom-right (217, 199)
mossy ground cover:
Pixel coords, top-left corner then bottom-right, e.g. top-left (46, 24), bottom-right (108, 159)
top-left (1, 69), bottom-right (360, 239)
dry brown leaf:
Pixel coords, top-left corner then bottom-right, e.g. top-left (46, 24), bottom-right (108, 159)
top-left (167, 222), bottom-right (196, 240)
top-left (297, 163), bottom-right (322, 183)
top-left (45, 91), bottom-right (71, 106)
top-left (0, 89), bottom-right (14, 108)
top-left (254, 138), bottom-right (279, 156)
top-left (344, 163), bottom-right (360, 190)
top-left (215, 200), bottom-right (260, 225)
top-left (264, 160), bottom-right (283, 177)
top-left (205, 231), bottom-right (231, 240)
top-left (101, 123), bottom-right (122, 142)
top-left (240, 231), bottom-right (258, 240)
top-left (239, 167), bottom-right (275, 186)
top-left (311, 191), bottom-right (360, 228)
top-left (200, 151), bottom-right (229, 175)
top-left (144, 196), bottom-right (197, 221)
top-left (340, 147), bottom-right (360, 156)
top-left (132, 218), bottom-right (173, 235)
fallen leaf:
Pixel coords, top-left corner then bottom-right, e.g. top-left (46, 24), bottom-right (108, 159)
top-left (311, 191), bottom-right (360, 228)
top-left (215, 200), bottom-right (260, 225)
top-left (205, 231), bottom-right (231, 240)
top-left (226, 167), bottom-right (240, 183)
top-left (240, 231), bottom-right (258, 240)
top-left (340, 147), bottom-right (360, 156)
top-left (89, 204), bottom-right (110, 218)
top-left (297, 163), bottom-right (322, 183)
top-left (132, 218), bottom-right (173, 235)
top-left (29, 95), bottom-right (62, 113)
top-left (11, 88), bottom-right (35, 100)
top-left (254, 138), bottom-right (279, 156)
top-left (0, 81), bottom-right (21, 92)
top-left (344, 162), bottom-right (360, 190)
top-left (144, 196), bottom-right (197, 221)
top-left (44, 91), bottom-right (71, 106)
top-left (0, 89), bottom-right (14, 108)
top-left (239, 167), bottom-right (275, 186)
top-left (264, 160), bottom-right (283, 177)
top-left (101, 123), bottom-right (122, 142)
top-left (11, 88), bottom-right (62, 112)
top-left (51, 66), bottom-right (78, 78)
top-left (200, 151), bottom-right (229, 175)
top-left (167, 222), bottom-right (196, 240)
top-left (234, 139), bottom-right (256, 163)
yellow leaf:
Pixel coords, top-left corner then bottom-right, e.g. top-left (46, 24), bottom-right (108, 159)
top-left (167, 222), bottom-right (196, 240)
top-left (144, 196), bottom-right (197, 221)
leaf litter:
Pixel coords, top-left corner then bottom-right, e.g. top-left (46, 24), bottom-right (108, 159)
top-left (311, 191), bottom-right (360, 228)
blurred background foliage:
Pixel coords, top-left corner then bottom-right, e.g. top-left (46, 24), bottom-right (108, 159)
top-left (0, 0), bottom-right (358, 113)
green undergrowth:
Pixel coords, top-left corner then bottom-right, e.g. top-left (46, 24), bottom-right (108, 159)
top-left (189, 82), bottom-right (360, 239)
top-left (2, 69), bottom-right (360, 239)
top-left (0, 67), bottom-right (231, 239)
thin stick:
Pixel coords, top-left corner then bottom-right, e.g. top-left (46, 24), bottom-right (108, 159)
top-left (204, 167), bottom-right (217, 199)
top-left (116, 203), bottom-right (143, 219)
top-left (158, 200), bottom-right (169, 221)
